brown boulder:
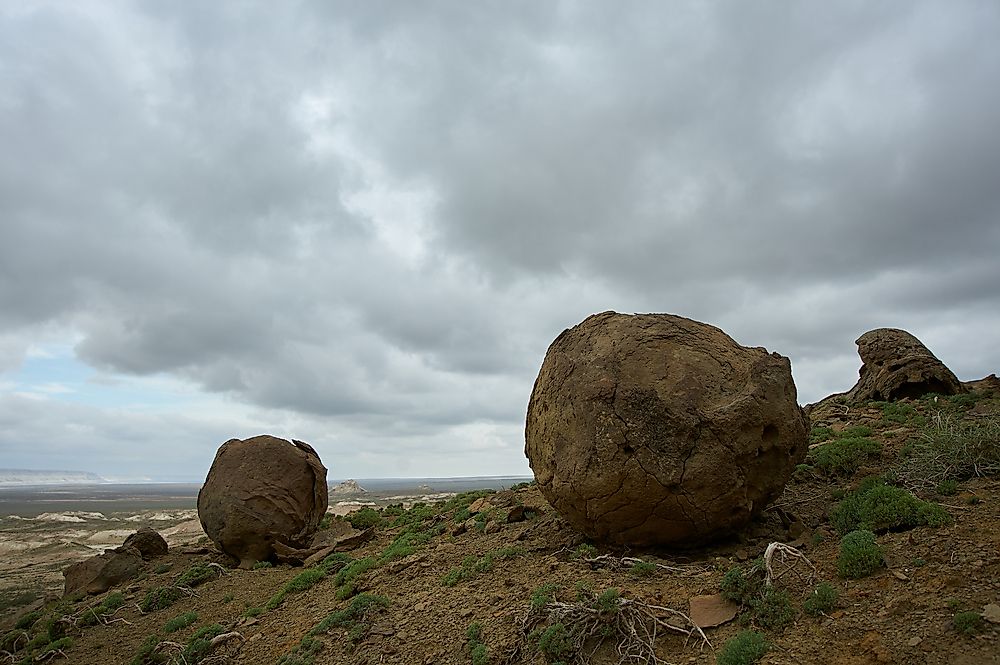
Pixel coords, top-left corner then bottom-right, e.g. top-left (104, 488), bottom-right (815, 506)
top-left (197, 435), bottom-right (328, 568)
top-left (524, 312), bottom-right (808, 547)
top-left (846, 328), bottom-right (963, 403)
top-left (63, 547), bottom-right (143, 596)
top-left (122, 527), bottom-right (168, 559)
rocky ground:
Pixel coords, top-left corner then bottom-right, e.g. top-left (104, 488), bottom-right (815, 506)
top-left (1, 391), bottom-right (998, 665)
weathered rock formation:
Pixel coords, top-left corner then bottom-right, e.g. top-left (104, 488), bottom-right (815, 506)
top-left (197, 435), bottom-right (328, 568)
top-left (122, 527), bottom-right (168, 559)
top-left (524, 312), bottom-right (808, 547)
top-left (845, 328), bottom-right (963, 402)
top-left (63, 546), bottom-right (143, 596)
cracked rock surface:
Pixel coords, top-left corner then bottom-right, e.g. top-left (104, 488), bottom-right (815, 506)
top-left (845, 328), bottom-right (964, 403)
top-left (198, 435), bottom-right (328, 568)
top-left (524, 311), bottom-right (807, 547)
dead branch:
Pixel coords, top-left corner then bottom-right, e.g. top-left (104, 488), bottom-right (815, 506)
top-left (582, 554), bottom-right (709, 576)
top-left (763, 542), bottom-right (816, 587)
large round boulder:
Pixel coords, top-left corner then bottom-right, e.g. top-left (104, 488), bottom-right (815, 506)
top-left (845, 328), bottom-right (964, 402)
top-left (524, 312), bottom-right (808, 547)
top-left (198, 435), bottom-right (328, 568)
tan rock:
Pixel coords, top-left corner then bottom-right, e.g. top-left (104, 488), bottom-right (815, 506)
top-left (525, 312), bottom-right (807, 547)
top-left (688, 594), bottom-right (738, 628)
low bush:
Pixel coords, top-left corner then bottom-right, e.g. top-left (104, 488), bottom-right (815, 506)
top-left (534, 622), bottom-right (574, 662)
top-left (530, 584), bottom-right (560, 612)
top-left (141, 587), bottom-right (184, 613)
top-left (830, 479), bottom-right (949, 534)
top-left (466, 622), bottom-right (489, 665)
top-left (310, 593), bottom-right (389, 642)
top-left (181, 624), bottom-right (225, 664)
top-left (809, 436), bottom-right (882, 475)
top-left (130, 635), bottom-right (167, 665)
top-left (266, 568), bottom-right (326, 610)
top-left (442, 548), bottom-right (524, 587)
top-left (953, 611), bottom-right (985, 636)
top-left (837, 530), bottom-right (883, 579)
top-left (14, 610), bottom-right (43, 630)
top-left (894, 413), bottom-right (1000, 489)
top-left (277, 636), bottom-right (323, 665)
top-left (79, 592), bottom-right (125, 627)
top-left (716, 631), bottom-right (768, 665)
top-left (347, 507), bottom-right (383, 530)
top-left (177, 564), bottom-right (218, 588)
top-left (803, 582), bottom-right (838, 616)
top-left (252, 561), bottom-right (273, 570)
top-left (629, 561), bottom-right (656, 578)
top-left (163, 611), bottom-right (198, 633)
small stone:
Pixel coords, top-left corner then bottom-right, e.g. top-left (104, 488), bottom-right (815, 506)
top-left (688, 594), bottom-right (739, 628)
top-left (735, 548), bottom-right (750, 562)
top-left (484, 520), bottom-right (501, 534)
top-left (891, 570), bottom-right (909, 581)
top-left (983, 604), bottom-right (1000, 624)
top-left (468, 498), bottom-right (492, 514)
top-left (907, 636), bottom-right (922, 647)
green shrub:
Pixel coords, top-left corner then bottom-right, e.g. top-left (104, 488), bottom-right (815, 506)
top-left (141, 587), bottom-right (184, 613)
top-left (716, 631), bottom-right (768, 665)
top-left (803, 582), bottom-right (838, 616)
top-left (266, 568), bottom-right (327, 610)
top-left (720, 560), bottom-right (765, 605)
top-left (316, 553), bottom-right (354, 573)
top-left (163, 611), bottom-right (198, 633)
top-left (936, 479), bottom-right (959, 496)
top-left (752, 589), bottom-right (794, 630)
top-left (332, 557), bottom-right (376, 599)
top-left (154, 564), bottom-right (171, 575)
top-left (877, 401), bottom-right (924, 425)
top-left (530, 584), bottom-right (560, 612)
top-left (629, 561), bottom-right (656, 578)
top-left (535, 623), bottom-right (574, 662)
top-left (79, 592), bottom-right (125, 626)
top-left (895, 414), bottom-right (1000, 488)
top-left (594, 589), bottom-right (621, 614)
top-left (130, 634), bottom-right (167, 665)
top-left (309, 593), bottom-right (389, 642)
top-left (181, 624), bottom-right (225, 663)
top-left (809, 426), bottom-right (834, 444)
top-left (36, 636), bottom-right (73, 657)
top-left (277, 637), bottom-right (323, 665)
top-left (379, 530), bottom-right (433, 564)
top-left (953, 611), bottom-right (985, 636)
top-left (442, 548), bottom-right (524, 587)
top-left (837, 530), bottom-right (883, 579)
top-left (242, 607), bottom-right (263, 618)
top-left (467, 622), bottom-right (489, 665)
top-left (347, 507), bottom-right (383, 530)
top-left (809, 436), bottom-right (882, 475)
top-left (571, 543), bottom-right (597, 560)
top-left (177, 564), bottom-right (218, 588)
top-left (14, 610), bottom-right (43, 630)
top-left (830, 479), bottom-right (949, 534)
top-left (252, 561), bottom-right (273, 570)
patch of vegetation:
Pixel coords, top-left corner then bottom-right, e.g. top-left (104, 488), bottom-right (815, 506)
top-left (570, 543), bottom-right (597, 560)
top-left (266, 568), bottom-right (326, 610)
top-left (347, 507), bottom-right (383, 530)
top-left (130, 635), bottom-right (167, 665)
top-left (629, 561), bottom-right (656, 578)
top-left (277, 636), bottom-right (323, 665)
top-left (318, 514), bottom-right (333, 530)
top-left (177, 563), bottom-right (218, 588)
top-left (809, 426), bottom-right (834, 444)
top-left (378, 529), bottom-right (433, 564)
top-left (0, 590), bottom-right (38, 612)
top-left (310, 593), bottom-right (389, 642)
top-left (442, 548), bottom-right (524, 587)
top-left (467, 622), bottom-right (489, 665)
top-left (830, 479), bottom-right (949, 534)
top-left (242, 607), bottom-right (264, 618)
top-left (14, 610), bottom-right (43, 630)
top-left (533, 622), bottom-right (574, 662)
top-left (163, 611), bottom-right (198, 633)
top-left (716, 631), bottom-right (769, 665)
top-left (79, 592), bottom-right (125, 627)
top-left (720, 560), bottom-right (794, 629)
top-left (837, 530), bottom-right (884, 579)
top-left (316, 552), bottom-right (354, 572)
top-left (333, 556), bottom-right (377, 599)
top-left (509, 480), bottom-right (535, 491)
top-left (222, 593), bottom-right (234, 604)
top-left (252, 561), bottom-right (273, 570)
top-left (953, 611), bottom-right (985, 636)
top-left (876, 401), bottom-right (925, 426)
top-left (808, 436), bottom-right (882, 475)
top-left (141, 586), bottom-right (185, 613)
top-left (154, 563), bottom-right (171, 575)
top-left (530, 584), bottom-right (560, 612)
top-left (181, 623), bottom-right (225, 663)
top-left (936, 479), bottom-right (959, 496)
top-left (803, 582), bottom-right (838, 616)
top-left (894, 413), bottom-right (1000, 489)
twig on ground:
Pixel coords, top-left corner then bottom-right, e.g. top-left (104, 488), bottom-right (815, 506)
top-left (582, 554), bottom-right (708, 576)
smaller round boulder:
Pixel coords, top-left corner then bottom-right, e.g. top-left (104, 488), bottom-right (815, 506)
top-left (197, 435), bottom-right (328, 568)
top-left (122, 527), bottom-right (168, 559)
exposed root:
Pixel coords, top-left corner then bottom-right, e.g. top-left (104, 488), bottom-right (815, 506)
top-left (503, 588), bottom-right (710, 665)
top-left (582, 554), bottom-right (709, 576)
top-left (763, 542), bottom-right (816, 588)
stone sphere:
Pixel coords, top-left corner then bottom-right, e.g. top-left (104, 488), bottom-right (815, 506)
top-left (524, 312), bottom-right (807, 547)
top-left (198, 435), bottom-right (328, 567)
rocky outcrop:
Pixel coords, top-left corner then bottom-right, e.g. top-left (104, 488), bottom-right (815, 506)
top-left (330, 479), bottom-right (367, 495)
top-left (524, 312), bottom-right (808, 547)
top-left (122, 527), bottom-right (168, 559)
top-left (63, 547), bottom-right (143, 596)
top-left (845, 328), bottom-right (963, 403)
top-left (197, 435), bottom-right (328, 568)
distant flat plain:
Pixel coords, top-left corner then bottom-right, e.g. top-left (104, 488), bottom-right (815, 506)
top-left (0, 476), bottom-right (532, 517)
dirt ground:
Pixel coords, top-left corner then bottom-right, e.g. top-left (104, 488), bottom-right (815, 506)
top-left (1, 394), bottom-right (998, 665)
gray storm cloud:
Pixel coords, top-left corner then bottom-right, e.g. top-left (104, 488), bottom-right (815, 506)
top-left (1, 1), bottom-right (998, 478)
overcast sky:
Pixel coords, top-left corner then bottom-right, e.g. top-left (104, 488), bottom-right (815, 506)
top-left (1, 1), bottom-right (998, 482)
